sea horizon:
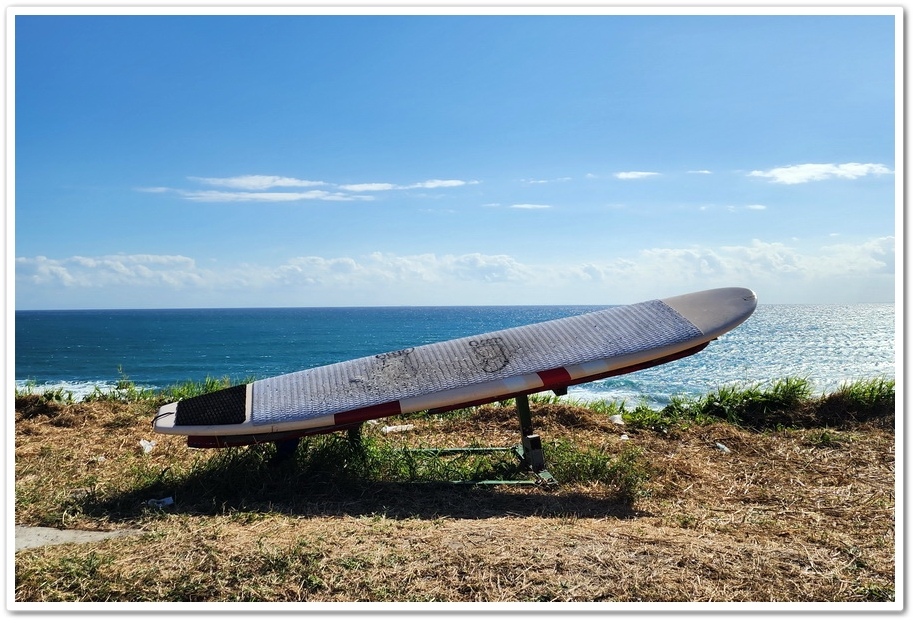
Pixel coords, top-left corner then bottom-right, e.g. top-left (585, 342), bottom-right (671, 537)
top-left (14, 303), bottom-right (896, 409)
top-left (12, 300), bottom-right (899, 313)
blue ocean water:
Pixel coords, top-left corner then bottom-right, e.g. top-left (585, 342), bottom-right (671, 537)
top-left (14, 304), bottom-right (896, 409)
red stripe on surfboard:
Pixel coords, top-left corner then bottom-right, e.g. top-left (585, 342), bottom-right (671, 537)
top-left (537, 367), bottom-right (573, 389)
top-left (334, 400), bottom-right (403, 426)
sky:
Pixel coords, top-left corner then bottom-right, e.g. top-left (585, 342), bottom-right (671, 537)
top-left (10, 7), bottom-right (900, 309)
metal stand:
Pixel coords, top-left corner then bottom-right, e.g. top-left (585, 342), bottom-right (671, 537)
top-left (512, 393), bottom-right (557, 486)
top-left (408, 393), bottom-right (558, 487)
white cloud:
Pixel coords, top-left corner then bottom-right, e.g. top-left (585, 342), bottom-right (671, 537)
top-left (522, 177), bottom-right (572, 184)
top-left (615, 171), bottom-right (660, 180)
top-left (810, 236), bottom-right (895, 276)
top-left (153, 176), bottom-right (479, 202)
top-left (17, 238), bottom-right (895, 308)
top-left (16, 254), bottom-right (205, 289)
top-left (189, 175), bottom-right (327, 190)
top-left (278, 256), bottom-right (365, 285)
top-left (16, 251), bottom-right (533, 302)
top-left (135, 186), bottom-right (171, 193)
top-left (442, 253), bottom-right (530, 282)
top-left (179, 190), bottom-right (369, 202)
top-left (745, 204), bottom-right (767, 210)
top-left (338, 182), bottom-right (398, 192)
top-left (510, 203), bottom-right (551, 209)
top-left (275, 252), bottom-right (531, 288)
top-left (407, 179), bottom-right (477, 189)
top-left (748, 162), bottom-right (893, 184)
top-left (688, 170), bottom-right (712, 175)
top-left (336, 179), bottom-right (476, 192)
top-left (551, 238), bottom-right (894, 303)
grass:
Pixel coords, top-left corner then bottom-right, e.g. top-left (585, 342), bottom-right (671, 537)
top-left (13, 376), bottom-right (896, 604)
top-left (622, 376), bottom-right (895, 432)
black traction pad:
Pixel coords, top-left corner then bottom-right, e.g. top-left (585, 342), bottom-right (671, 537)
top-left (174, 384), bottom-right (247, 427)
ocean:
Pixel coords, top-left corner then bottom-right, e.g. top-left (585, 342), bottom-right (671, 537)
top-left (14, 303), bottom-right (896, 410)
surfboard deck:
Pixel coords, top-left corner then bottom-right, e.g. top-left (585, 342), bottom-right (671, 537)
top-left (152, 287), bottom-right (757, 448)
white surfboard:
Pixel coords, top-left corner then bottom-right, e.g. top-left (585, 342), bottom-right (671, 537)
top-left (153, 287), bottom-right (757, 447)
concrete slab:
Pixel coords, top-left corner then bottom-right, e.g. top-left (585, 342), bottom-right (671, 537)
top-left (15, 525), bottom-right (143, 552)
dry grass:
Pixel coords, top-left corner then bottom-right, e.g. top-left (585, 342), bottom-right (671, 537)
top-left (13, 394), bottom-right (896, 605)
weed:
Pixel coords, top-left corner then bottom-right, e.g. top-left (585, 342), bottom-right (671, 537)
top-left (815, 378), bottom-right (895, 428)
top-left (607, 445), bottom-right (653, 502)
top-left (16, 551), bottom-right (114, 600)
top-left (804, 429), bottom-right (853, 448)
top-left (546, 440), bottom-right (651, 500)
top-left (579, 398), bottom-right (629, 418)
top-left (855, 582), bottom-right (894, 602)
top-left (643, 377), bottom-right (883, 431)
top-left (692, 377), bottom-right (812, 428)
top-left (529, 392), bottom-right (565, 406)
top-left (83, 370), bottom-right (157, 403)
top-left (675, 514), bottom-right (699, 529)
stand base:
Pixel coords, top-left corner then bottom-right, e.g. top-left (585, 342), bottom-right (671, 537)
top-left (406, 394), bottom-right (558, 487)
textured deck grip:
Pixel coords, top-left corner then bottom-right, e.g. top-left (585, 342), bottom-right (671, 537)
top-left (175, 384), bottom-right (247, 426)
top-left (249, 299), bottom-right (702, 426)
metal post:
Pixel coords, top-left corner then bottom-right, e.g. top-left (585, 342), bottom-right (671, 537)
top-left (516, 393), bottom-right (534, 438)
top-left (515, 394), bottom-right (551, 480)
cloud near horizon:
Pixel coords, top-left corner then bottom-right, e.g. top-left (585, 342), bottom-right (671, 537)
top-left (748, 162), bottom-right (893, 184)
top-left (16, 253), bottom-right (206, 289)
top-left (16, 236), bottom-right (895, 307)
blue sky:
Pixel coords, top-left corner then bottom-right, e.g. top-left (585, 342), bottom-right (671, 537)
top-left (11, 9), bottom-right (900, 309)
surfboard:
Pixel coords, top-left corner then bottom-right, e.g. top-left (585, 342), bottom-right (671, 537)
top-left (152, 287), bottom-right (757, 448)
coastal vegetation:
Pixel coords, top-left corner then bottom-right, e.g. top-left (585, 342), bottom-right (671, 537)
top-left (14, 376), bottom-right (895, 604)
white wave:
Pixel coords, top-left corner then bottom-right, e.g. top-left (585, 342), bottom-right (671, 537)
top-left (14, 380), bottom-right (156, 402)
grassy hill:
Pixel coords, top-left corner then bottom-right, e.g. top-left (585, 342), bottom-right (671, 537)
top-left (13, 377), bottom-right (896, 604)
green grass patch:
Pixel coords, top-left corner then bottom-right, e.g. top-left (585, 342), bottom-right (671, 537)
top-left (16, 551), bottom-right (115, 600)
top-left (814, 377), bottom-right (895, 427)
top-left (547, 441), bottom-right (652, 501)
top-left (658, 377), bottom-right (813, 430)
top-left (803, 428), bottom-right (855, 449)
top-left (615, 376), bottom-right (893, 432)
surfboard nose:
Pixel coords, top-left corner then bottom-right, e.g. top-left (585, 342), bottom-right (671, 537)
top-left (661, 287), bottom-right (757, 337)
